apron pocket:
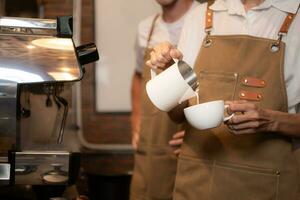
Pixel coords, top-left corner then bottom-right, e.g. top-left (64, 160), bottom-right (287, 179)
top-left (193, 71), bottom-right (238, 105)
top-left (174, 155), bottom-right (214, 200)
top-left (211, 161), bottom-right (280, 200)
top-left (147, 152), bottom-right (177, 199)
top-left (174, 155), bottom-right (280, 200)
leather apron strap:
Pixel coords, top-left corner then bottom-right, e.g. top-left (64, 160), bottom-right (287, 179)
top-left (278, 4), bottom-right (300, 36)
top-left (146, 14), bottom-right (160, 49)
top-left (205, 0), bottom-right (214, 34)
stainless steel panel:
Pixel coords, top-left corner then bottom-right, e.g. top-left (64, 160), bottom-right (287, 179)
top-left (0, 15), bottom-right (97, 186)
top-left (0, 34), bottom-right (82, 83)
top-left (0, 82), bottom-right (17, 154)
top-left (19, 84), bottom-right (74, 151)
top-left (0, 17), bottom-right (56, 30)
top-left (0, 163), bottom-right (10, 180)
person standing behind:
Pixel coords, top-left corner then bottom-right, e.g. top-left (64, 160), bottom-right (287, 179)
top-left (130, 0), bottom-right (198, 199)
top-left (147, 0), bottom-right (300, 199)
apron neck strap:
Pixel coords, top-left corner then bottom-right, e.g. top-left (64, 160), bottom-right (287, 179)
top-left (277, 4), bottom-right (300, 41)
top-left (146, 14), bottom-right (160, 48)
top-left (205, 0), bottom-right (215, 35)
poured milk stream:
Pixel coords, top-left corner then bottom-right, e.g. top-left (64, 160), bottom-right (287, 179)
top-left (195, 88), bottom-right (199, 104)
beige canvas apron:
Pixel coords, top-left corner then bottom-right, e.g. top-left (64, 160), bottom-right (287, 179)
top-left (130, 15), bottom-right (181, 200)
top-left (174, 2), bottom-right (300, 200)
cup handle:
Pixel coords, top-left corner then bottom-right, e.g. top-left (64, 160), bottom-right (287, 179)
top-left (223, 105), bottom-right (235, 122)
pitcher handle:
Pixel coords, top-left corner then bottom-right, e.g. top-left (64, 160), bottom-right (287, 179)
top-left (150, 68), bottom-right (157, 79)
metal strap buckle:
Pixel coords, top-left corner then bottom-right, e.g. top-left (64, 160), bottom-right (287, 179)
top-left (270, 32), bottom-right (285, 53)
top-left (205, 28), bottom-right (212, 34)
top-left (203, 37), bottom-right (212, 48)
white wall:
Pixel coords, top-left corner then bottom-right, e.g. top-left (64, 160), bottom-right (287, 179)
top-left (95, 0), bottom-right (160, 112)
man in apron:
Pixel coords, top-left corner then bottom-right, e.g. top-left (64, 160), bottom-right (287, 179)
top-left (130, 1), bottom-right (199, 199)
top-left (147, 0), bottom-right (300, 199)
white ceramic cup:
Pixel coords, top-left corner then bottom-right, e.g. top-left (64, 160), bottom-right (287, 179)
top-left (146, 60), bottom-right (198, 112)
top-left (184, 100), bottom-right (234, 130)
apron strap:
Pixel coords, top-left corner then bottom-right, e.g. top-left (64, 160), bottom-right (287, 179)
top-left (205, 0), bottom-right (215, 35)
top-left (277, 4), bottom-right (300, 41)
top-left (146, 14), bottom-right (160, 48)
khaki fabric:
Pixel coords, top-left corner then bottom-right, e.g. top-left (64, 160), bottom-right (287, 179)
top-left (173, 34), bottom-right (300, 199)
top-left (130, 23), bottom-right (181, 200)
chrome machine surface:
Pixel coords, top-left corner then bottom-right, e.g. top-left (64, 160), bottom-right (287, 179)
top-left (0, 16), bottom-right (98, 186)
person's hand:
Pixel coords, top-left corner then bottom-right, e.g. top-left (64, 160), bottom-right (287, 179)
top-left (132, 130), bottom-right (140, 150)
top-left (169, 130), bottom-right (185, 156)
top-left (75, 195), bottom-right (89, 200)
top-left (225, 100), bottom-right (279, 134)
top-left (131, 114), bottom-right (140, 150)
top-left (146, 41), bottom-right (183, 70)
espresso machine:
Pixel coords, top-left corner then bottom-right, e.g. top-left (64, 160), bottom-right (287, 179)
top-left (0, 16), bottom-right (98, 186)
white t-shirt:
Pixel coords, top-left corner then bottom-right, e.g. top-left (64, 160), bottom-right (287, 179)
top-left (178, 0), bottom-right (300, 114)
top-left (135, 1), bottom-right (199, 73)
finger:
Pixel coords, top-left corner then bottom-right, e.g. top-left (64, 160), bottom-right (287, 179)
top-left (155, 51), bottom-right (172, 69)
top-left (229, 102), bottom-right (259, 113)
top-left (228, 109), bottom-right (271, 124)
top-left (170, 48), bottom-right (183, 60)
top-left (154, 42), bottom-right (173, 60)
top-left (160, 42), bottom-right (173, 60)
top-left (147, 51), bottom-right (158, 69)
top-left (225, 100), bottom-right (249, 107)
top-left (169, 138), bottom-right (183, 146)
top-left (157, 53), bottom-right (175, 69)
top-left (132, 140), bottom-right (137, 150)
top-left (131, 132), bottom-right (139, 150)
top-left (228, 119), bottom-right (273, 132)
top-left (146, 60), bottom-right (156, 69)
top-left (174, 148), bottom-right (181, 156)
top-left (227, 120), bottom-right (261, 130)
top-left (225, 102), bottom-right (233, 115)
top-left (150, 51), bottom-right (166, 69)
top-left (154, 41), bottom-right (172, 52)
top-left (172, 130), bottom-right (185, 139)
top-left (156, 53), bottom-right (169, 64)
top-left (225, 100), bottom-right (248, 105)
top-left (228, 128), bottom-right (257, 135)
top-left (161, 48), bottom-right (173, 61)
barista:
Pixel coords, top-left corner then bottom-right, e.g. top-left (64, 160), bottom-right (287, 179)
top-left (130, 0), bottom-right (198, 199)
top-left (147, 0), bottom-right (300, 199)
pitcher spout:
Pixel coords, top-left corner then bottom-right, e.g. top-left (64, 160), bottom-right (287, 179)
top-left (179, 86), bottom-right (197, 104)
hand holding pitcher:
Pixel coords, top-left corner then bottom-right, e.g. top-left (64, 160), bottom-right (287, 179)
top-left (146, 59), bottom-right (198, 112)
top-left (145, 42), bottom-right (198, 112)
top-left (146, 41), bottom-right (183, 70)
